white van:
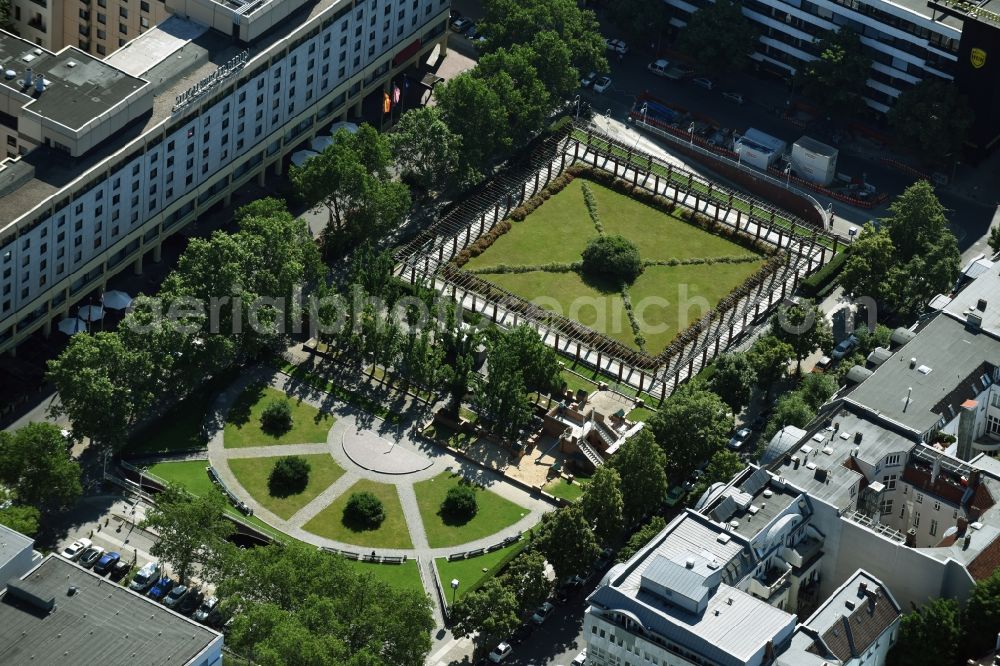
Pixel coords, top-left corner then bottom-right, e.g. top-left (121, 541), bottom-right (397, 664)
top-left (128, 561), bottom-right (161, 592)
top-left (647, 59), bottom-right (670, 76)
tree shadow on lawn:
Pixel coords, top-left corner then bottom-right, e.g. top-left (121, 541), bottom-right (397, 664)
top-left (226, 381), bottom-right (267, 429)
top-left (578, 269), bottom-right (626, 295)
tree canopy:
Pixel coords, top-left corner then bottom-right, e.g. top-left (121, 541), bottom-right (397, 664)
top-left (450, 579), bottom-right (521, 649)
top-left (710, 352), bottom-right (757, 414)
top-left (580, 466), bottom-right (625, 546)
top-left (796, 28), bottom-right (871, 115)
top-left (770, 298), bottom-right (832, 375)
top-left (581, 235), bottom-right (643, 284)
top-left (435, 73), bottom-right (510, 180)
top-left (748, 335), bottom-right (794, 395)
top-left (888, 80), bottom-right (974, 160)
top-left (677, 0), bottom-right (758, 74)
top-left (610, 429), bottom-right (669, 526)
top-left (888, 597), bottom-right (961, 666)
top-left (763, 392), bottom-right (817, 442)
top-left (0, 423), bottom-right (82, 510)
top-left (647, 384), bottom-right (733, 478)
top-left (538, 505), bottom-right (601, 580)
top-left (389, 107), bottom-right (464, 194)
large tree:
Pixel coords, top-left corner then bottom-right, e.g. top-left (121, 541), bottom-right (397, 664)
top-left (688, 449), bottom-right (746, 503)
top-left (798, 372), bottom-right (838, 410)
top-left (839, 224), bottom-right (896, 303)
top-left (989, 226), bottom-right (1000, 255)
top-left (580, 466), bottom-right (625, 546)
top-left (763, 392), bottom-right (817, 441)
top-left (889, 79), bottom-right (974, 160)
top-left (0, 504), bottom-right (40, 537)
top-left (538, 506), bottom-right (601, 581)
top-left (494, 325), bottom-right (562, 394)
top-left (435, 73), bottom-right (509, 180)
top-left (647, 384), bottom-right (733, 478)
top-left (479, 0), bottom-right (606, 75)
top-left (770, 298), bottom-right (833, 375)
top-left (610, 429), bottom-right (669, 526)
top-left (880, 181), bottom-right (961, 316)
top-left (616, 515), bottom-right (667, 564)
top-left (216, 542), bottom-right (433, 665)
top-left (796, 27), bottom-right (871, 115)
top-left (47, 332), bottom-right (157, 450)
top-left (475, 335), bottom-right (534, 440)
top-left (499, 551), bottom-right (552, 616)
top-left (450, 578), bottom-right (521, 650)
top-left (710, 352), bottom-right (757, 414)
top-left (677, 0), bottom-right (758, 74)
top-left (604, 0), bottom-right (670, 44)
top-left (888, 597), bottom-right (961, 666)
top-left (474, 45), bottom-right (553, 148)
top-left (963, 570), bottom-right (1000, 658)
top-left (526, 31), bottom-right (582, 99)
top-left (140, 484), bottom-right (234, 584)
top-left (748, 335), bottom-right (794, 396)
top-left (389, 107), bottom-right (464, 194)
top-left (0, 423), bottom-right (82, 510)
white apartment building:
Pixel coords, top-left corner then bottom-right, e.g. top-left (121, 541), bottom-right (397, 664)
top-left (659, 0), bottom-right (963, 112)
top-left (0, 0), bottom-right (450, 354)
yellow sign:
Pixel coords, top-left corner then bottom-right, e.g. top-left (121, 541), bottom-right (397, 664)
top-left (971, 47), bottom-right (987, 69)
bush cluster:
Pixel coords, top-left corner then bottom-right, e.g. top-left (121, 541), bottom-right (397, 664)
top-left (581, 235), bottom-right (643, 284)
top-left (620, 287), bottom-right (646, 352)
top-left (581, 182), bottom-right (604, 234)
top-left (260, 398), bottom-right (293, 435)
top-left (466, 261), bottom-right (581, 275)
top-left (268, 455), bottom-right (311, 497)
top-left (441, 484), bottom-right (479, 523)
top-left (344, 491), bottom-right (385, 529)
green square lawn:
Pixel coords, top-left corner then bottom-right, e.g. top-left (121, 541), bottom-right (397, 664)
top-left (224, 385), bottom-right (334, 448)
top-left (343, 559), bottom-right (424, 594)
top-left (543, 476), bottom-right (590, 502)
top-left (227, 453), bottom-right (345, 520)
top-left (413, 472), bottom-right (529, 548)
top-left (302, 478), bottom-right (413, 549)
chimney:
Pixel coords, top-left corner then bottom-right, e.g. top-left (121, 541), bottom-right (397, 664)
top-left (964, 534), bottom-right (973, 550)
top-left (23, 67), bottom-right (32, 87)
top-left (956, 400), bottom-right (979, 462)
top-left (910, 357), bottom-right (917, 369)
top-left (34, 76), bottom-right (44, 93)
top-left (903, 387), bottom-right (913, 412)
top-left (906, 528), bottom-right (917, 547)
top-left (958, 516), bottom-right (969, 536)
top-left (977, 298), bottom-right (987, 311)
top-left (854, 432), bottom-right (863, 444)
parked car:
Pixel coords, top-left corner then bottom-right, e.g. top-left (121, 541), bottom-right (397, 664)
top-left (593, 76), bottom-right (612, 93)
top-left (580, 71), bottom-right (597, 88)
top-left (463, 22), bottom-right (479, 39)
top-left (162, 584), bottom-right (191, 609)
top-left (831, 335), bottom-right (859, 361)
top-left (177, 589), bottom-right (204, 615)
top-left (728, 427), bottom-right (752, 451)
top-left (665, 485), bottom-right (687, 507)
top-left (572, 650), bottom-right (588, 666)
top-left (489, 642), bottom-right (513, 663)
top-left (604, 38), bottom-right (628, 54)
top-left (647, 59), bottom-right (670, 76)
top-left (531, 601), bottom-right (555, 625)
top-left (449, 17), bottom-right (471, 32)
top-left (692, 77), bottom-right (714, 90)
top-left (129, 561), bottom-right (162, 592)
top-left (60, 538), bottom-right (92, 562)
top-left (813, 355), bottom-right (833, 373)
top-left (722, 91), bottom-right (745, 104)
top-left (147, 576), bottom-right (175, 602)
top-left (93, 551), bottom-right (121, 576)
top-left (110, 560), bottom-right (132, 582)
top-left (78, 546), bottom-right (105, 569)
top-left (193, 596), bottom-right (220, 623)
top-left (675, 63), bottom-right (696, 77)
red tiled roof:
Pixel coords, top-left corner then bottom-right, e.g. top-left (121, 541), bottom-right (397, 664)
top-left (969, 535), bottom-right (1000, 581)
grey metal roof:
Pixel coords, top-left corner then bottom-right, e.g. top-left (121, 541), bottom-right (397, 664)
top-left (641, 554), bottom-right (712, 606)
top-left (0, 555), bottom-right (220, 665)
top-left (760, 426), bottom-right (807, 465)
top-left (0, 523), bottom-right (33, 570)
top-left (939, 264), bottom-right (1000, 339)
top-left (847, 314), bottom-right (1000, 435)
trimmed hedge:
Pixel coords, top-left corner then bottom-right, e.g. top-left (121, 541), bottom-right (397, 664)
top-left (798, 247), bottom-right (850, 297)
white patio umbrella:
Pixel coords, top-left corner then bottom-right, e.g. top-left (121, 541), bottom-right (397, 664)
top-left (328, 121), bottom-right (359, 135)
top-left (57, 318), bottom-right (88, 335)
top-left (101, 290), bottom-right (132, 310)
top-left (78, 305), bottom-right (105, 323)
top-left (310, 135), bottom-right (334, 152)
top-left (290, 150), bottom-right (319, 167)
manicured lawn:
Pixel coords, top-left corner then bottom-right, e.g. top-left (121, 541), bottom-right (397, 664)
top-left (145, 460), bottom-right (288, 541)
top-left (435, 535), bottom-right (531, 601)
top-left (561, 370), bottom-right (598, 396)
top-left (302, 478), bottom-right (413, 549)
top-left (344, 558), bottom-right (424, 594)
top-left (227, 453), bottom-right (345, 520)
top-left (422, 423), bottom-right (480, 450)
top-left (627, 406), bottom-right (657, 422)
top-left (224, 384), bottom-right (333, 448)
top-left (465, 179), bottom-right (595, 268)
top-left (543, 476), bottom-right (590, 502)
top-left (129, 400), bottom-right (206, 455)
top-left (413, 472), bottom-right (528, 548)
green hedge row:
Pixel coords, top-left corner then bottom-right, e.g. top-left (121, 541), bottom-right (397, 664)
top-left (798, 247), bottom-right (850, 297)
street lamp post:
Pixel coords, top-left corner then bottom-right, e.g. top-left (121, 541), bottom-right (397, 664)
top-left (640, 102), bottom-right (648, 125)
top-left (574, 95), bottom-right (581, 120)
top-left (688, 122), bottom-right (695, 145)
top-left (784, 163), bottom-right (792, 189)
top-left (451, 579), bottom-right (460, 606)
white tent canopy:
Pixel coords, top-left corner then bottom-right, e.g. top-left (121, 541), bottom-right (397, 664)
top-left (101, 290), bottom-right (132, 310)
top-left (310, 135), bottom-right (334, 152)
top-left (328, 121), bottom-right (359, 135)
top-left (57, 318), bottom-right (88, 335)
top-left (290, 150), bottom-right (319, 167)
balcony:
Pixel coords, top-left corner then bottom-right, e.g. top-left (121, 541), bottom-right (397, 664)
top-left (749, 563), bottom-right (792, 601)
top-left (28, 17), bottom-right (46, 31)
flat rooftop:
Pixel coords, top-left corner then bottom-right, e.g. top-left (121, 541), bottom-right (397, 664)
top-left (0, 0), bottom-right (358, 230)
top-left (0, 33), bottom-right (147, 131)
top-left (701, 467), bottom-right (802, 541)
top-left (846, 313), bottom-right (999, 435)
top-left (937, 262), bottom-right (1000, 339)
top-left (592, 512), bottom-right (795, 666)
top-left (0, 523), bottom-right (33, 568)
top-left (0, 555), bottom-right (220, 665)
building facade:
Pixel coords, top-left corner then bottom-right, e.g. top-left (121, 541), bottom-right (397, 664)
top-left (0, 0), bottom-right (450, 354)
top-left (659, 0), bottom-right (962, 112)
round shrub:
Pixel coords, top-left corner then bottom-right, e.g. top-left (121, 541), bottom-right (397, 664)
top-left (581, 235), bottom-right (643, 284)
top-left (344, 492), bottom-right (385, 529)
top-left (441, 484), bottom-right (478, 523)
top-left (268, 455), bottom-right (311, 497)
top-left (260, 398), bottom-right (293, 435)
